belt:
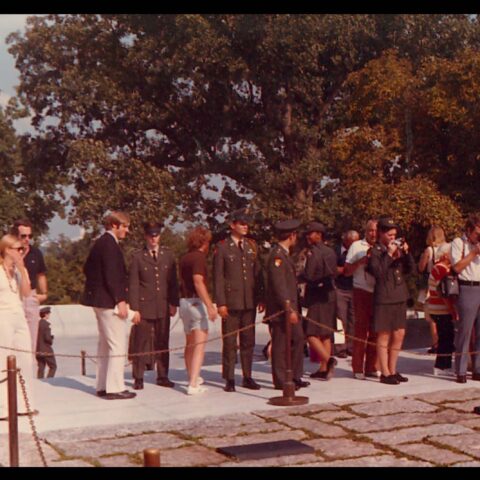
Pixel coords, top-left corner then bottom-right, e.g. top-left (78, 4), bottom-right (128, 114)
top-left (459, 280), bottom-right (480, 286)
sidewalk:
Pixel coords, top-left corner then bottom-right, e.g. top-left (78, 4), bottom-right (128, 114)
top-left (2, 347), bottom-right (480, 467)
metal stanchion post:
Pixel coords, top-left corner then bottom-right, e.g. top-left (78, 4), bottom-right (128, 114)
top-left (7, 355), bottom-right (19, 467)
top-left (268, 302), bottom-right (308, 406)
top-left (81, 350), bottom-right (86, 376)
top-left (143, 448), bottom-right (161, 467)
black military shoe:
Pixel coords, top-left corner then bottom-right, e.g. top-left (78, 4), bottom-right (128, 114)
top-left (133, 379), bottom-right (144, 390)
top-left (394, 372), bottom-right (408, 383)
top-left (325, 357), bottom-right (338, 380)
top-left (156, 378), bottom-right (175, 388)
top-left (224, 380), bottom-right (236, 392)
top-left (380, 374), bottom-right (400, 385)
top-left (310, 369), bottom-right (327, 379)
top-left (456, 375), bottom-right (467, 384)
top-left (105, 391), bottom-right (137, 400)
top-left (294, 379), bottom-right (310, 390)
top-left (242, 377), bottom-right (261, 390)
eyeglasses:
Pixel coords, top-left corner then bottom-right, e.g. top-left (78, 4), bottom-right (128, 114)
top-left (20, 234), bottom-right (33, 239)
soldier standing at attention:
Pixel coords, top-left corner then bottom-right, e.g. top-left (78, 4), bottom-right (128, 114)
top-left (128, 221), bottom-right (179, 390)
top-left (213, 209), bottom-right (265, 392)
top-left (265, 219), bottom-right (310, 391)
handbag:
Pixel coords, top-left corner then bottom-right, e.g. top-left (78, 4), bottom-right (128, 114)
top-left (438, 271), bottom-right (459, 298)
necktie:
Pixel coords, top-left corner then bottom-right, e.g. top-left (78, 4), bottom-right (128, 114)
top-left (238, 240), bottom-right (244, 252)
top-left (152, 250), bottom-right (157, 261)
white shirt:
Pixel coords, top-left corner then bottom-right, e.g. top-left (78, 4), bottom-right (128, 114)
top-left (0, 266), bottom-right (24, 315)
top-left (451, 235), bottom-right (480, 281)
top-left (345, 238), bottom-right (376, 293)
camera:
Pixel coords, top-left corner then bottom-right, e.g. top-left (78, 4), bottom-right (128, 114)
top-left (393, 238), bottom-right (405, 248)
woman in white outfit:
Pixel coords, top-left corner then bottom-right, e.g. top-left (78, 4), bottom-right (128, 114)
top-left (0, 234), bottom-right (36, 418)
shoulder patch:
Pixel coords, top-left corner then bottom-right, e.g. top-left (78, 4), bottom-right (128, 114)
top-left (274, 257), bottom-right (283, 267)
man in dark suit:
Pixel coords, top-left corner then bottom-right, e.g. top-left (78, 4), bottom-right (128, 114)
top-left (128, 221), bottom-right (179, 390)
top-left (265, 219), bottom-right (310, 391)
top-left (36, 306), bottom-right (57, 378)
top-left (81, 211), bottom-right (137, 400)
top-left (213, 209), bottom-right (265, 392)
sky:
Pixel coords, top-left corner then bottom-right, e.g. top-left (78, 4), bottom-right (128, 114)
top-left (0, 14), bottom-right (83, 241)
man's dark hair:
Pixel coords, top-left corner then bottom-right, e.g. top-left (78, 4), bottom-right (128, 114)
top-left (10, 218), bottom-right (32, 236)
top-left (465, 213), bottom-right (480, 234)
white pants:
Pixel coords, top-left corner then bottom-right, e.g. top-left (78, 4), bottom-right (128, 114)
top-left (0, 310), bottom-right (35, 417)
top-left (22, 290), bottom-right (40, 353)
top-left (94, 307), bottom-right (128, 394)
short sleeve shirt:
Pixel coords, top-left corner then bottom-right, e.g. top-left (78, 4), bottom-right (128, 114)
top-left (345, 239), bottom-right (375, 293)
top-left (24, 246), bottom-right (47, 290)
top-left (451, 236), bottom-right (480, 281)
top-left (180, 250), bottom-right (207, 298)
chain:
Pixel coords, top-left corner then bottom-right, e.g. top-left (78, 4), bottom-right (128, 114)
top-left (17, 369), bottom-right (48, 467)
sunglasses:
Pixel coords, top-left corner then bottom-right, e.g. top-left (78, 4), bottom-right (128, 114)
top-left (20, 234), bottom-right (33, 239)
top-left (11, 246), bottom-right (25, 252)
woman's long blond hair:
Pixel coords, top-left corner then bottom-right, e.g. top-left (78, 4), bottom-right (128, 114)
top-left (426, 225), bottom-right (446, 248)
top-left (0, 234), bottom-right (19, 265)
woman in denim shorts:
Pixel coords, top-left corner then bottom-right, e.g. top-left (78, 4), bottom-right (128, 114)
top-left (179, 226), bottom-right (218, 395)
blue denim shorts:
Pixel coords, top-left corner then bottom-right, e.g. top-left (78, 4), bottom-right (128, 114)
top-left (180, 298), bottom-right (209, 334)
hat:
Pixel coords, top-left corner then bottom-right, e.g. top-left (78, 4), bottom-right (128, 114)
top-left (377, 217), bottom-right (400, 231)
top-left (274, 219), bottom-right (302, 233)
top-left (304, 221), bottom-right (326, 234)
top-left (143, 221), bottom-right (163, 236)
top-left (229, 209), bottom-right (252, 224)
top-left (40, 306), bottom-right (51, 316)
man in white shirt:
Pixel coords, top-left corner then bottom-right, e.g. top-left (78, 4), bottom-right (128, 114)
top-left (451, 214), bottom-right (480, 383)
top-left (344, 219), bottom-right (378, 380)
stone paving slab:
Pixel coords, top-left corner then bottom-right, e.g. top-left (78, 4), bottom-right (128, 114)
top-left (53, 431), bottom-right (189, 458)
top-left (393, 442), bottom-right (474, 465)
top-left (452, 461), bottom-right (480, 467)
top-left (337, 409), bottom-right (478, 433)
top-left (97, 454), bottom-right (140, 467)
top-left (199, 429), bottom-right (307, 449)
top-left (49, 458), bottom-right (96, 467)
top-left (277, 415), bottom-right (348, 437)
top-left (458, 417), bottom-right (480, 429)
top-left (298, 455), bottom-right (432, 467)
top-left (443, 399), bottom-right (480, 413)
top-left (151, 445), bottom-right (227, 467)
top-left (414, 387), bottom-right (480, 405)
top-left (0, 434), bottom-right (62, 467)
top-left (180, 418), bottom-right (289, 439)
top-left (349, 398), bottom-right (438, 416)
top-left (364, 423), bottom-right (474, 446)
top-left (304, 437), bottom-right (385, 459)
top-left (429, 432), bottom-right (480, 459)
top-left (310, 410), bottom-right (357, 422)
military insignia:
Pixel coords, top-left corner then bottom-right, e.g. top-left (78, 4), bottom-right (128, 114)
top-left (274, 257), bottom-right (282, 267)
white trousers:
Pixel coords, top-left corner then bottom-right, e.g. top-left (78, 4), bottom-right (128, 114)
top-left (0, 310), bottom-right (35, 417)
top-left (22, 290), bottom-right (40, 353)
top-left (94, 307), bottom-right (128, 394)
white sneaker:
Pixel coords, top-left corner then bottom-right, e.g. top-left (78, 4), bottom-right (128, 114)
top-left (354, 373), bottom-right (366, 380)
top-left (197, 377), bottom-right (204, 385)
top-left (433, 367), bottom-right (455, 377)
top-left (365, 370), bottom-right (382, 378)
top-left (187, 385), bottom-right (208, 395)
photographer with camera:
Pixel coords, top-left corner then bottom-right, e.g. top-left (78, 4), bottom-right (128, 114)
top-left (367, 217), bottom-right (416, 385)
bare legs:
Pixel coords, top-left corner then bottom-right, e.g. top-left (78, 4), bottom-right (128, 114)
top-left (377, 329), bottom-right (405, 376)
top-left (184, 328), bottom-right (208, 387)
top-left (308, 335), bottom-right (331, 372)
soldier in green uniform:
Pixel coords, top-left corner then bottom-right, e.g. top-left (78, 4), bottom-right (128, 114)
top-left (367, 217), bottom-right (416, 385)
top-left (265, 219), bottom-right (310, 391)
top-left (128, 222), bottom-right (179, 390)
top-left (213, 209), bottom-right (265, 392)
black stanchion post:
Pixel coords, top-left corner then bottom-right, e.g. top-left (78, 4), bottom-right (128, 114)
top-left (268, 302), bottom-right (308, 406)
top-left (81, 350), bottom-right (86, 376)
top-left (143, 448), bottom-right (161, 467)
top-left (7, 355), bottom-right (19, 467)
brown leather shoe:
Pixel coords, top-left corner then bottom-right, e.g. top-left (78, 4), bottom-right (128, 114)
top-left (105, 391), bottom-right (136, 400)
top-left (456, 375), bottom-right (467, 384)
top-left (242, 377), bottom-right (261, 390)
top-left (133, 379), bottom-right (144, 390)
top-left (471, 373), bottom-right (480, 381)
top-left (156, 378), bottom-right (175, 388)
top-left (224, 380), bottom-right (236, 392)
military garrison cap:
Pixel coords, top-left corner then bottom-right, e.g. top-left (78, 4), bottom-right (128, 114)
top-left (304, 221), bottom-right (326, 234)
top-left (377, 217), bottom-right (400, 231)
top-left (274, 219), bottom-right (302, 233)
top-left (143, 221), bottom-right (163, 236)
top-left (40, 306), bottom-right (51, 316)
top-left (229, 209), bottom-right (252, 224)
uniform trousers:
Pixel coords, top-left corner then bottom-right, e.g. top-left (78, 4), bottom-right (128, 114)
top-left (130, 317), bottom-right (171, 380)
top-left (22, 290), bottom-right (40, 353)
top-left (221, 309), bottom-right (256, 381)
top-left (0, 310), bottom-right (35, 417)
top-left (269, 316), bottom-right (305, 388)
top-left (454, 285), bottom-right (480, 375)
top-left (94, 307), bottom-right (128, 394)
top-left (36, 353), bottom-right (57, 378)
top-left (351, 288), bottom-right (377, 374)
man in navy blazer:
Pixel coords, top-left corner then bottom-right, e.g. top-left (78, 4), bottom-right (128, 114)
top-left (82, 211), bottom-right (137, 400)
